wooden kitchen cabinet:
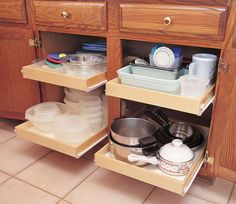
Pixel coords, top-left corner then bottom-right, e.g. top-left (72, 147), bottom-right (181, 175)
top-left (96, 0), bottom-right (236, 189)
top-left (0, 0), bottom-right (28, 24)
top-left (0, 0), bottom-right (41, 121)
top-left (0, 27), bottom-right (40, 120)
top-left (11, 0), bottom-right (236, 195)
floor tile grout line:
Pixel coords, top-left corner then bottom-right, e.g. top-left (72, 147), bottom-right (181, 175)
top-left (0, 133), bottom-right (16, 145)
top-left (12, 165), bottom-right (99, 201)
top-left (0, 169), bottom-right (13, 177)
top-left (227, 183), bottom-right (235, 204)
top-left (13, 176), bottom-right (63, 200)
top-left (12, 150), bottom-right (53, 177)
top-left (61, 166), bottom-right (100, 200)
top-left (0, 174), bottom-right (14, 186)
top-left (142, 186), bottom-right (156, 204)
top-left (57, 199), bottom-right (73, 204)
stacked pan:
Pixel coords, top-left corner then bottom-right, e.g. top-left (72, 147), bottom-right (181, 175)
top-left (145, 110), bottom-right (204, 150)
top-left (109, 118), bottom-right (159, 166)
top-left (109, 110), bottom-right (204, 166)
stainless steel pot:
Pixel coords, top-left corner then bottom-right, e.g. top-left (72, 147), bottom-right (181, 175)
top-left (145, 109), bottom-right (194, 140)
top-left (109, 134), bottom-right (157, 166)
top-left (128, 139), bottom-right (195, 176)
top-left (111, 118), bottom-right (157, 146)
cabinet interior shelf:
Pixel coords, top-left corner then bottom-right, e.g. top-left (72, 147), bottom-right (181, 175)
top-left (15, 121), bottom-right (108, 158)
top-left (95, 144), bottom-right (206, 196)
top-left (106, 78), bottom-right (215, 116)
top-left (21, 64), bottom-right (107, 91)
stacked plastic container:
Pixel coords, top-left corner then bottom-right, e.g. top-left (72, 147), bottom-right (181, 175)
top-left (25, 86), bottom-right (107, 144)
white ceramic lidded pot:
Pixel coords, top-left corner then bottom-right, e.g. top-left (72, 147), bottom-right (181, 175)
top-left (159, 139), bottom-right (195, 175)
top-left (128, 139), bottom-right (195, 176)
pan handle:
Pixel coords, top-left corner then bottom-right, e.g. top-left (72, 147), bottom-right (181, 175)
top-left (145, 109), bottom-right (168, 126)
top-left (128, 154), bottom-right (160, 166)
top-left (154, 110), bottom-right (171, 125)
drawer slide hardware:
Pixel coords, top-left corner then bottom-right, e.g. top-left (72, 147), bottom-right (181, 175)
top-left (29, 38), bottom-right (42, 48)
top-left (204, 151), bottom-right (214, 165)
top-left (218, 58), bottom-right (229, 73)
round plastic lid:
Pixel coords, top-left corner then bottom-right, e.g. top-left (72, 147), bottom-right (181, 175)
top-left (34, 102), bottom-right (61, 117)
top-left (64, 54), bottom-right (106, 65)
top-left (153, 47), bottom-right (175, 68)
top-left (159, 139), bottom-right (195, 163)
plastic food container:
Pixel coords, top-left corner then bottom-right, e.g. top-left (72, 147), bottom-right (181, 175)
top-left (180, 75), bottom-right (209, 99)
top-left (131, 64), bottom-right (181, 80)
top-left (64, 98), bottom-right (80, 114)
top-left (89, 117), bottom-right (104, 133)
top-left (54, 115), bottom-right (91, 143)
top-left (25, 102), bottom-right (70, 132)
top-left (79, 96), bottom-right (102, 107)
top-left (62, 53), bottom-right (106, 77)
top-left (64, 87), bottom-right (103, 103)
top-left (117, 65), bottom-right (186, 94)
top-left (79, 105), bottom-right (103, 114)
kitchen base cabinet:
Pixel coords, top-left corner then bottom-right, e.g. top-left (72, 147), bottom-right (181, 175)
top-left (10, 0), bottom-right (236, 195)
top-left (15, 31), bottom-right (109, 158)
top-left (0, 26), bottom-right (40, 120)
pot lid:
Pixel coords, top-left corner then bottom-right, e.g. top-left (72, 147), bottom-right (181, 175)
top-left (63, 53), bottom-right (106, 65)
top-left (159, 139), bottom-right (194, 163)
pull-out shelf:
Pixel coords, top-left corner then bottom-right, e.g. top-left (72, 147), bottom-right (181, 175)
top-left (21, 64), bottom-right (107, 91)
top-left (106, 78), bottom-right (214, 116)
top-left (15, 121), bottom-right (108, 158)
top-left (95, 144), bottom-right (206, 196)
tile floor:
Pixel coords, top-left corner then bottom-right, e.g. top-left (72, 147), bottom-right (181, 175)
top-left (0, 118), bottom-right (235, 204)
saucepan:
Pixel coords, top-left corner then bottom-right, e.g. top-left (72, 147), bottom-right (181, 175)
top-left (145, 109), bottom-right (194, 141)
top-left (128, 139), bottom-right (195, 176)
top-left (145, 109), bottom-right (204, 149)
top-left (109, 134), bottom-right (158, 166)
top-left (111, 117), bottom-right (158, 146)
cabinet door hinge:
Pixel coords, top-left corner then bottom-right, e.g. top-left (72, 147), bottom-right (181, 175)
top-left (218, 58), bottom-right (229, 73)
top-left (29, 38), bottom-right (42, 48)
top-left (204, 151), bottom-right (214, 165)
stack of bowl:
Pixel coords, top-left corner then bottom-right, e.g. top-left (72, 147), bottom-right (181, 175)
top-left (79, 96), bottom-right (104, 133)
top-left (64, 87), bottom-right (103, 113)
top-left (25, 102), bottom-right (70, 132)
top-left (53, 115), bottom-right (91, 143)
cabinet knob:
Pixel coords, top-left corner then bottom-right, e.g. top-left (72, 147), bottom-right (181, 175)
top-left (164, 17), bottom-right (172, 26)
top-left (61, 11), bottom-right (69, 19)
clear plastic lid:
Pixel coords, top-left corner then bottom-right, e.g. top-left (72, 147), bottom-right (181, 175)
top-left (34, 103), bottom-right (61, 117)
top-left (62, 53), bottom-right (106, 65)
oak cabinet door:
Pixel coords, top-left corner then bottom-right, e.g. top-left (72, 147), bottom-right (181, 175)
top-left (0, 27), bottom-right (40, 120)
top-left (207, 48), bottom-right (236, 182)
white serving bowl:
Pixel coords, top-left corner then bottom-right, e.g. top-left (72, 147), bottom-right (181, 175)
top-left (25, 102), bottom-right (70, 132)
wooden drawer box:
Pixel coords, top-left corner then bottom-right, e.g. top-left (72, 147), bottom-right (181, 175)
top-left (120, 3), bottom-right (228, 40)
top-left (34, 1), bottom-right (107, 31)
top-left (0, 0), bottom-right (27, 24)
